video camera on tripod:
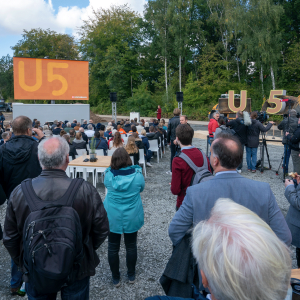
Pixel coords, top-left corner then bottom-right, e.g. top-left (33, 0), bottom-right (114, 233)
top-left (256, 111), bottom-right (269, 123)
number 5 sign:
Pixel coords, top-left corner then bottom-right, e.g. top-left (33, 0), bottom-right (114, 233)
top-left (13, 57), bottom-right (89, 100)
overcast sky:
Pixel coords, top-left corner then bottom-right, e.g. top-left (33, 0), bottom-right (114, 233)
top-left (0, 0), bottom-right (146, 58)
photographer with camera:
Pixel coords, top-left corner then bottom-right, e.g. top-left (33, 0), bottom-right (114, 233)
top-left (246, 112), bottom-right (274, 172)
top-left (285, 117), bottom-right (300, 174)
top-left (278, 109), bottom-right (298, 175)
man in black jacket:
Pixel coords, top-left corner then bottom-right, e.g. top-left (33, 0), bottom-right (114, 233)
top-left (0, 115), bottom-right (44, 296)
top-left (3, 136), bottom-right (109, 299)
top-left (278, 109), bottom-right (299, 174)
top-left (79, 127), bottom-right (88, 144)
top-left (227, 111), bottom-right (248, 173)
top-left (286, 117), bottom-right (300, 174)
top-left (167, 108), bottom-right (181, 174)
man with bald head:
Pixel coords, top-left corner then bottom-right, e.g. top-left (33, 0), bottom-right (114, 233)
top-left (169, 132), bottom-right (292, 248)
top-left (4, 136), bottom-right (109, 299)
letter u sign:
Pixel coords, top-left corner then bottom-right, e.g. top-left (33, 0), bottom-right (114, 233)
top-left (228, 90), bottom-right (247, 112)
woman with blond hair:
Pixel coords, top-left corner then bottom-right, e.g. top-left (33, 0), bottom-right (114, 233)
top-left (72, 131), bottom-right (88, 152)
top-left (125, 136), bottom-right (140, 165)
top-left (109, 131), bottom-right (123, 150)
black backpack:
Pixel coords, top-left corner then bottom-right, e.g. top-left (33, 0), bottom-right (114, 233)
top-left (21, 178), bottom-right (84, 294)
top-left (179, 149), bottom-right (213, 186)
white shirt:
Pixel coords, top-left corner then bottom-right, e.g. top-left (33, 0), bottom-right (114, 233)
top-left (85, 130), bottom-right (95, 137)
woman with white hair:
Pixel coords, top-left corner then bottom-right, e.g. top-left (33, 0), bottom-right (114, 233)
top-left (145, 198), bottom-right (292, 300)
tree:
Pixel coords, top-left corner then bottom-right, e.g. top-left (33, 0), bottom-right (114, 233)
top-left (12, 28), bottom-right (79, 60)
top-left (0, 55), bottom-right (14, 100)
top-left (79, 5), bottom-right (142, 106)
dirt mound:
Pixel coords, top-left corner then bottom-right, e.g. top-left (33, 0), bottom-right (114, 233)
top-left (90, 111), bottom-right (108, 123)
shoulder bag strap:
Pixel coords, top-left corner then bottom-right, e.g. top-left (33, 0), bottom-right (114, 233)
top-left (21, 179), bottom-right (40, 212)
top-left (179, 152), bottom-right (201, 173)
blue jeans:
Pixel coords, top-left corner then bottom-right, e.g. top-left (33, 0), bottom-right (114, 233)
top-left (25, 276), bottom-right (90, 300)
top-left (146, 149), bottom-right (153, 163)
top-left (284, 144), bottom-right (291, 173)
top-left (11, 259), bottom-right (23, 288)
top-left (208, 137), bottom-right (213, 158)
top-left (246, 147), bottom-right (258, 170)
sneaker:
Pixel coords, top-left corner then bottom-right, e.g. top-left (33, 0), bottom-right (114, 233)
top-left (166, 171), bottom-right (172, 175)
top-left (252, 170), bottom-right (256, 173)
top-left (146, 162), bottom-right (152, 167)
top-left (128, 275), bottom-right (136, 284)
top-left (112, 278), bottom-right (120, 288)
top-left (11, 286), bottom-right (26, 297)
top-left (237, 169), bottom-right (242, 174)
top-left (248, 169), bottom-right (251, 172)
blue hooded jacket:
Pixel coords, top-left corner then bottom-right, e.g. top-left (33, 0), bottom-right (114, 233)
top-left (104, 165), bottom-right (145, 234)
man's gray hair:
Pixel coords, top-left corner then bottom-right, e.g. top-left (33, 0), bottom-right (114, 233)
top-left (38, 136), bottom-right (69, 169)
top-left (79, 127), bottom-right (84, 132)
top-left (67, 122), bottom-right (71, 127)
top-left (290, 109), bottom-right (297, 117)
top-left (192, 198), bottom-right (291, 300)
top-left (212, 111), bottom-right (219, 117)
top-left (83, 120), bottom-right (87, 124)
top-left (88, 124), bottom-right (93, 130)
top-left (2, 132), bottom-right (9, 140)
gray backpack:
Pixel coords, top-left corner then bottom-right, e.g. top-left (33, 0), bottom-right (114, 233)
top-left (179, 149), bottom-right (213, 186)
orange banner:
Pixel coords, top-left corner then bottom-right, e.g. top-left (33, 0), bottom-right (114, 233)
top-left (13, 57), bottom-right (89, 100)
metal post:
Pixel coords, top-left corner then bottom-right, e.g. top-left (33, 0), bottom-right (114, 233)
top-left (178, 102), bottom-right (182, 115)
top-left (51, 100), bottom-right (55, 104)
top-left (112, 102), bottom-right (117, 124)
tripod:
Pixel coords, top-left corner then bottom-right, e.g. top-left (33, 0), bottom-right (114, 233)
top-left (258, 132), bottom-right (272, 172)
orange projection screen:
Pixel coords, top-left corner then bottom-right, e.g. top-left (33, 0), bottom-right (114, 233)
top-left (13, 57), bottom-right (89, 100)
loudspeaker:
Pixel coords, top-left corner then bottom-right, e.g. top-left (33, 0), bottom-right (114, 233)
top-left (110, 92), bottom-right (117, 102)
top-left (176, 92), bottom-right (183, 103)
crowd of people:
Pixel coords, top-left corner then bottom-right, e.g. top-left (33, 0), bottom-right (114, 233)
top-left (0, 110), bottom-right (298, 300)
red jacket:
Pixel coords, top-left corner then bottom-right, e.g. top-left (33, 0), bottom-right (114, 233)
top-left (171, 148), bottom-right (211, 208)
top-left (208, 118), bottom-right (219, 137)
top-left (157, 108), bottom-right (161, 119)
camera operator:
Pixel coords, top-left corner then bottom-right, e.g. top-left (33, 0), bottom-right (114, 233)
top-left (285, 117), bottom-right (300, 174)
top-left (278, 109), bottom-right (298, 175)
top-left (246, 112), bottom-right (274, 172)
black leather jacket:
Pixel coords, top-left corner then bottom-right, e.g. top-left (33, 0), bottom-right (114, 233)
top-left (167, 116), bottom-right (180, 142)
top-left (278, 116), bottom-right (298, 144)
top-left (3, 169), bottom-right (109, 281)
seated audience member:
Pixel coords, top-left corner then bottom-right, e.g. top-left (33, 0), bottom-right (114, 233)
top-left (104, 147), bottom-right (145, 287)
top-left (134, 117), bottom-right (138, 125)
top-left (168, 132), bottom-right (291, 248)
top-left (111, 119), bottom-right (117, 130)
top-left (100, 124), bottom-right (105, 132)
top-left (52, 122), bottom-right (63, 135)
top-left (149, 119), bottom-right (154, 126)
top-left (85, 124), bottom-right (95, 138)
top-left (42, 125), bottom-right (49, 132)
top-left (81, 120), bottom-right (88, 129)
top-left (62, 120), bottom-right (68, 129)
top-left (140, 129), bottom-right (152, 167)
top-left (62, 134), bottom-right (77, 159)
top-left (95, 123), bottom-right (102, 132)
top-left (117, 124), bottom-right (127, 135)
top-left (285, 175), bottom-right (300, 268)
top-left (32, 118), bottom-right (37, 127)
top-left (3, 136), bottom-right (109, 299)
top-left (132, 132), bottom-right (144, 150)
top-left (161, 119), bottom-right (167, 131)
top-left (123, 121), bottom-right (131, 133)
top-left (144, 122), bottom-right (150, 133)
top-left (136, 122), bottom-right (144, 134)
top-left (109, 131), bottom-right (123, 150)
top-left (64, 122), bottom-right (72, 133)
top-left (71, 119), bottom-right (77, 128)
top-left (104, 126), bottom-right (113, 138)
top-left (88, 119), bottom-right (96, 130)
top-left (74, 123), bottom-right (81, 131)
top-left (59, 130), bottom-right (66, 137)
top-left (128, 125), bottom-right (137, 135)
top-left (72, 132), bottom-right (88, 152)
top-left (5, 124), bottom-right (11, 132)
top-left (44, 129), bottom-right (53, 137)
top-left (147, 126), bottom-right (160, 146)
top-left (125, 136), bottom-right (140, 165)
top-left (35, 120), bottom-right (41, 128)
top-left (69, 129), bottom-right (76, 143)
top-left (79, 127), bottom-right (88, 144)
top-left (90, 131), bottom-right (108, 155)
top-left (146, 198), bottom-right (292, 300)
top-left (51, 120), bottom-right (58, 131)
top-left (0, 132), bottom-right (11, 146)
top-left (171, 124), bottom-right (211, 210)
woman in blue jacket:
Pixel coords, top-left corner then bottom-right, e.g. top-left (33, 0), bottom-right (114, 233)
top-left (0, 112), bottom-right (5, 129)
top-left (104, 147), bottom-right (145, 287)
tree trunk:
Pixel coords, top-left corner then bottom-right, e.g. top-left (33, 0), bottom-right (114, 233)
top-left (165, 56), bottom-right (168, 100)
top-left (179, 55), bottom-right (181, 92)
top-left (260, 65), bottom-right (264, 95)
top-left (270, 65), bottom-right (275, 89)
top-left (236, 55), bottom-right (240, 82)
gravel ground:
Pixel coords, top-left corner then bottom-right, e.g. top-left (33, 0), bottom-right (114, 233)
top-left (0, 126), bottom-right (297, 300)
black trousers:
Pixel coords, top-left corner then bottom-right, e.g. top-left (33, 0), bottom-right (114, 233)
top-left (108, 232), bottom-right (138, 280)
top-left (170, 140), bottom-right (176, 172)
top-left (296, 247), bottom-right (300, 268)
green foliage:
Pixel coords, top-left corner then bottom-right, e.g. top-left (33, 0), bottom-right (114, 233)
top-left (0, 55), bottom-right (13, 100)
top-left (126, 82), bottom-right (157, 116)
top-left (12, 28), bottom-right (79, 59)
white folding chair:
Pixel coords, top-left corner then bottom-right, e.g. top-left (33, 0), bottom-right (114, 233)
top-left (95, 149), bottom-right (104, 156)
top-left (123, 137), bottom-right (128, 146)
top-left (158, 136), bottom-right (163, 158)
top-left (121, 134), bottom-right (127, 139)
top-left (87, 144), bottom-right (90, 151)
top-left (130, 156), bottom-right (134, 165)
top-left (107, 149), bottom-right (115, 156)
top-left (139, 149), bottom-right (146, 177)
top-left (75, 149), bottom-right (87, 158)
top-left (149, 139), bottom-right (159, 163)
